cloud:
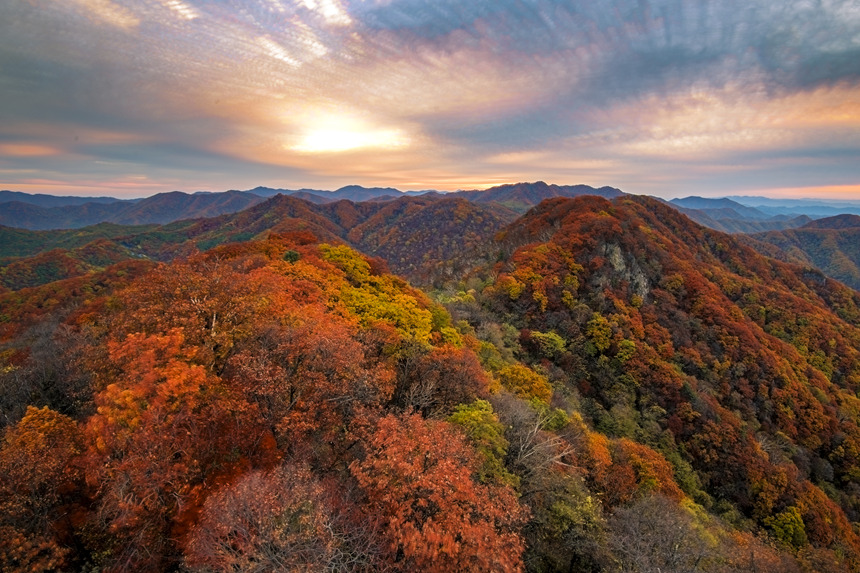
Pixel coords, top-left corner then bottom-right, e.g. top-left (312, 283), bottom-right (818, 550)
top-left (0, 143), bottom-right (63, 157)
top-left (0, 0), bottom-right (858, 197)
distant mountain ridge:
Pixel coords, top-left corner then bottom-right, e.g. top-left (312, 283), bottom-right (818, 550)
top-left (727, 196), bottom-right (860, 218)
top-left (453, 181), bottom-right (624, 212)
top-left (668, 196), bottom-right (811, 233)
top-left (0, 193), bottom-right (519, 288)
top-left (802, 214), bottom-right (860, 230)
top-left (669, 196), bottom-right (770, 219)
top-left (0, 182), bottom-right (620, 230)
top-left (0, 190), bottom-right (125, 208)
top-left (0, 190), bottom-right (266, 230)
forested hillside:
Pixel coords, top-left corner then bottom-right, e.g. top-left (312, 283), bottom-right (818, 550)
top-left (747, 216), bottom-right (860, 290)
top-left (441, 195), bottom-right (860, 570)
top-left (1, 195), bottom-right (859, 572)
top-left (0, 195), bottom-right (516, 290)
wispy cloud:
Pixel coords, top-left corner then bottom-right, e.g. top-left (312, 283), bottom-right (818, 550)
top-left (0, 0), bottom-right (858, 197)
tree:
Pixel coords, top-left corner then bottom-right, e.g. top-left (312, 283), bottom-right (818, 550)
top-left (184, 463), bottom-right (381, 573)
top-left (608, 495), bottom-right (710, 573)
top-left (225, 312), bottom-right (395, 461)
top-left (0, 407), bottom-right (85, 572)
top-left (448, 399), bottom-right (518, 487)
top-left (85, 330), bottom-right (271, 571)
top-left (497, 363), bottom-right (553, 403)
top-left (393, 344), bottom-right (489, 417)
top-left (350, 413), bottom-right (528, 572)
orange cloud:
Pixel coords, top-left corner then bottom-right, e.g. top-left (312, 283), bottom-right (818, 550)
top-left (0, 143), bottom-right (63, 157)
top-left (599, 84), bottom-right (860, 160)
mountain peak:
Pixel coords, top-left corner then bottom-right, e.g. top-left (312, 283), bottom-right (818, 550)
top-left (802, 213), bottom-right (860, 230)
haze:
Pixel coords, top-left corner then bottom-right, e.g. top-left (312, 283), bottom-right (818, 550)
top-left (1, 0), bottom-right (859, 199)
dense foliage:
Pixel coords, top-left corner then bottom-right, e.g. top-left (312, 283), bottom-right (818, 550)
top-left (1, 194), bottom-right (859, 572)
top-left (443, 195), bottom-right (860, 570)
top-left (0, 195), bottom-right (514, 292)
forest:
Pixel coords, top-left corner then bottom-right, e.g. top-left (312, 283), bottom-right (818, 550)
top-left (2, 194), bottom-right (860, 572)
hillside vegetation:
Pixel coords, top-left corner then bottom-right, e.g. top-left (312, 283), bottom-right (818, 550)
top-left (1, 194), bottom-right (859, 572)
top-left (747, 215), bottom-right (860, 290)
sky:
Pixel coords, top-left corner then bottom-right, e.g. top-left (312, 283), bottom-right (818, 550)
top-left (1, 0), bottom-right (859, 199)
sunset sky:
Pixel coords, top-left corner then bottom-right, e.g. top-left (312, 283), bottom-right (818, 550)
top-left (1, 0), bottom-right (859, 198)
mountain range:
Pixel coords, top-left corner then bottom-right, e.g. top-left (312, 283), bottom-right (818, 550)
top-left (0, 181), bottom-right (623, 231)
top-left (3, 189), bottom-right (860, 572)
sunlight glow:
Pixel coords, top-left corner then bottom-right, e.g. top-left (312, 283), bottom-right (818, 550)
top-left (293, 128), bottom-right (408, 153)
top-left (291, 113), bottom-right (409, 153)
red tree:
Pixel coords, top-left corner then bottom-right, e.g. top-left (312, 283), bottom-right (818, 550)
top-left (350, 413), bottom-right (528, 572)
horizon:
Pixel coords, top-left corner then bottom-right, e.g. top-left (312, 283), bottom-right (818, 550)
top-left (1, 1), bottom-right (859, 200)
top-left (6, 180), bottom-right (860, 204)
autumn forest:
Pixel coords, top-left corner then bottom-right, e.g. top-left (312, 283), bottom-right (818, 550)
top-left (3, 191), bottom-right (860, 572)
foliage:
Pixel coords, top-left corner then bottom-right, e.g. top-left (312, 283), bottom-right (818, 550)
top-left (449, 399), bottom-right (519, 487)
top-left (3, 194), bottom-right (860, 572)
top-left (350, 413), bottom-right (528, 572)
top-left (497, 363), bottom-right (553, 403)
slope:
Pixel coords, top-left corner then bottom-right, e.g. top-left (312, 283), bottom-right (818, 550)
top-left (455, 181), bottom-right (624, 213)
top-left (747, 215), bottom-right (860, 291)
top-left (0, 194), bottom-right (517, 290)
top-left (444, 195), bottom-right (860, 566)
top-left (344, 196), bottom-right (518, 283)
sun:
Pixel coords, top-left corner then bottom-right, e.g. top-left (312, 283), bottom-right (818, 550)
top-left (290, 113), bottom-right (409, 153)
top-left (293, 127), bottom-right (407, 153)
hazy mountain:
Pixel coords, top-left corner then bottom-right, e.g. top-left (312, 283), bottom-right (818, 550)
top-left (729, 196), bottom-right (860, 218)
top-left (666, 196), bottom-right (813, 233)
top-left (454, 181), bottom-right (624, 212)
top-left (669, 196), bottom-right (770, 219)
top-left (0, 190), bottom-right (266, 230)
top-left (671, 205), bottom-right (811, 233)
top-left (802, 214), bottom-right (860, 230)
top-left (246, 185), bottom-right (432, 202)
top-left (0, 190), bottom-right (125, 207)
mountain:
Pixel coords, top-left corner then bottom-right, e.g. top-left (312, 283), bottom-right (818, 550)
top-left (0, 194), bottom-right (517, 289)
top-left (455, 181), bottom-right (624, 212)
top-left (0, 190), bottom-right (266, 230)
top-left (246, 184), bottom-right (432, 203)
top-left (3, 192), bottom-right (860, 571)
top-left (344, 196), bottom-right (518, 283)
top-left (443, 194), bottom-right (860, 568)
top-left (0, 200), bottom-right (125, 230)
top-left (802, 213), bottom-right (860, 230)
top-left (0, 222), bottom-right (156, 259)
top-left (745, 214), bottom-right (860, 290)
top-left (669, 196), bottom-right (770, 219)
top-left (130, 194), bottom-right (518, 280)
top-left (728, 196), bottom-right (860, 218)
top-left (671, 205), bottom-right (811, 233)
top-left (0, 239), bottom-right (138, 290)
top-left (667, 197), bottom-right (811, 233)
top-left (0, 181), bottom-right (603, 230)
top-left (0, 190), bottom-right (124, 207)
